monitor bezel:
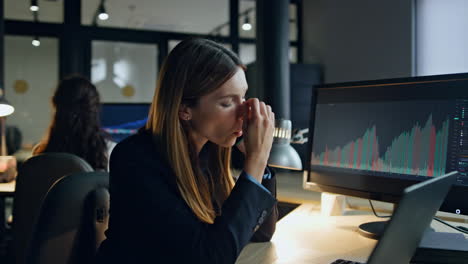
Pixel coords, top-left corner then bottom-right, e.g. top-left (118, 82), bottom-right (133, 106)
top-left (304, 72), bottom-right (468, 215)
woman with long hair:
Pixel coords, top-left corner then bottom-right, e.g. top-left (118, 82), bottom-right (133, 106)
top-left (96, 38), bottom-right (278, 263)
top-left (33, 75), bottom-right (115, 171)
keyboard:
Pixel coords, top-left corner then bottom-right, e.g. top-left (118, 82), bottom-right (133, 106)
top-left (330, 259), bottom-right (364, 264)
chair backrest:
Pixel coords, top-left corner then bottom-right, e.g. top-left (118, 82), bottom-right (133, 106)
top-left (13, 153), bottom-right (93, 264)
top-left (26, 171), bottom-right (110, 264)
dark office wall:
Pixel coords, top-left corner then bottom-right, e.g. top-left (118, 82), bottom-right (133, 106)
top-left (302, 0), bottom-right (414, 83)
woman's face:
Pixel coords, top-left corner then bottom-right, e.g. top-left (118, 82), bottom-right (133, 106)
top-left (185, 67), bottom-right (247, 152)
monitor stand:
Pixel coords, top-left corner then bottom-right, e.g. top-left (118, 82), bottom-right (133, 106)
top-left (357, 221), bottom-right (388, 239)
top-left (357, 200), bottom-right (398, 239)
top-left (321, 193), bottom-right (389, 239)
top-left (320, 192), bottom-right (347, 216)
top-left (357, 221), bottom-right (436, 240)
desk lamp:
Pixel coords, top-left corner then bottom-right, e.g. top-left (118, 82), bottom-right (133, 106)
top-left (268, 119), bottom-right (303, 170)
top-left (0, 96), bottom-right (14, 116)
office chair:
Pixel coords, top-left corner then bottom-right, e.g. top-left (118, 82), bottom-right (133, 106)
top-left (26, 171), bottom-right (110, 264)
top-left (12, 153), bottom-right (93, 264)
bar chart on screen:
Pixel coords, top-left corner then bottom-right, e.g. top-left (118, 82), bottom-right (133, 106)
top-left (310, 100), bottom-right (456, 178)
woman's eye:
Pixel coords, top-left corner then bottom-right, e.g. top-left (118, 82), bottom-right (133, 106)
top-left (221, 102), bottom-right (232, 107)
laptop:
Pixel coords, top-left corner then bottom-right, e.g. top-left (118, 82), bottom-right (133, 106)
top-left (332, 171), bottom-right (458, 264)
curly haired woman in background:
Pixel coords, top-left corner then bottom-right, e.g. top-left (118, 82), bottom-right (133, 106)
top-left (33, 75), bottom-right (115, 171)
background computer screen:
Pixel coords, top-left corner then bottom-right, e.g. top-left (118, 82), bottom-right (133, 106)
top-left (305, 73), bottom-right (468, 215)
top-left (101, 103), bottom-right (150, 142)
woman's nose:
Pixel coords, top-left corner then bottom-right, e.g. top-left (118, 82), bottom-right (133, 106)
top-left (237, 103), bottom-right (246, 120)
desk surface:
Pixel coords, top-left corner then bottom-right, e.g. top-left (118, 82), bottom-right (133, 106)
top-left (0, 148), bottom-right (31, 197)
top-left (0, 180), bottom-right (15, 196)
top-left (236, 203), bottom-right (468, 264)
top-left (0, 171), bottom-right (312, 200)
top-left (0, 171), bottom-right (311, 197)
top-left (236, 203), bottom-right (377, 264)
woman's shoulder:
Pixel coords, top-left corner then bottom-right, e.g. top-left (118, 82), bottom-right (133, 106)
top-left (109, 130), bottom-right (175, 187)
top-left (110, 130), bottom-right (164, 164)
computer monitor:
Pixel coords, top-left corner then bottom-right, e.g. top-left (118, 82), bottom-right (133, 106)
top-left (100, 103), bottom-right (150, 142)
top-left (303, 73), bottom-right (468, 225)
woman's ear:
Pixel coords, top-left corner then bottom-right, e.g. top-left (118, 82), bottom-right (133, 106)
top-left (178, 104), bottom-right (192, 121)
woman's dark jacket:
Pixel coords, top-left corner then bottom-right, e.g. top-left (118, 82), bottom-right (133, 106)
top-left (96, 131), bottom-right (278, 263)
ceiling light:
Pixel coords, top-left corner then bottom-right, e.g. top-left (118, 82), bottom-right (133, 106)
top-left (242, 16), bottom-right (252, 31)
top-left (32, 36), bottom-right (40, 47)
top-left (98, 2), bottom-right (109, 21)
top-left (98, 12), bottom-right (109, 21)
top-left (30, 0), bottom-right (39, 12)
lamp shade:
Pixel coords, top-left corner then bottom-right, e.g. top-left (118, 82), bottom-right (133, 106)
top-left (267, 119), bottom-right (303, 170)
top-left (0, 97), bottom-right (15, 117)
top-left (268, 143), bottom-right (303, 170)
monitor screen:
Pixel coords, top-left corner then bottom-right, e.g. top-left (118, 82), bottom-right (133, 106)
top-left (304, 73), bottom-right (468, 215)
top-left (100, 103), bottom-right (150, 142)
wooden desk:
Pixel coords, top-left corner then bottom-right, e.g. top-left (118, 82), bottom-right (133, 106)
top-left (0, 180), bottom-right (15, 197)
top-left (236, 203), bottom-right (377, 264)
top-left (236, 203), bottom-right (468, 264)
top-left (0, 180), bottom-right (14, 234)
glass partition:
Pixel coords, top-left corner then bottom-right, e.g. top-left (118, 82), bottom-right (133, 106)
top-left (91, 40), bottom-right (158, 103)
top-left (5, 35), bottom-right (59, 147)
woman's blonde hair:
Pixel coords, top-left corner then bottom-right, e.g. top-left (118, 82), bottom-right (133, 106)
top-left (146, 38), bottom-right (245, 223)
